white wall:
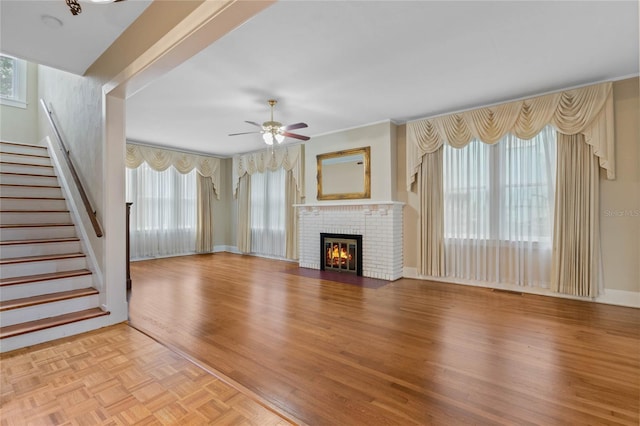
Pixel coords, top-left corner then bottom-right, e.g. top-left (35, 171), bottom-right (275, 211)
top-left (304, 121), bottom-right (398, 203)
top-left (38, 66), bottom-right (105, 273)
top-left (0, 62), bottom-right (38, 144)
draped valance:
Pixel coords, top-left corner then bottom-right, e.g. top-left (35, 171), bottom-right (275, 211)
top-left (232, 144), bottom-right (303, 198)
top-left (407, 82), bottom-right (615, 189)
top-left (126, 143), bottom-right (221, 199)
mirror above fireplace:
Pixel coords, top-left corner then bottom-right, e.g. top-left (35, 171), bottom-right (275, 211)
top-left (316, 146), bottom-right (370, 200)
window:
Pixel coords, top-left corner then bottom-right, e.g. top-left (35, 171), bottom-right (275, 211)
top-left (444, 125), bottom-right (556, 243)
top-left (0, 54), bottom-right (27, 108)
top-left (250, 168), bottom-right (286, 258)
top-left (443, 125), bottom-right (556, 285)
top-left (126, 163), bottom-right (197, 259)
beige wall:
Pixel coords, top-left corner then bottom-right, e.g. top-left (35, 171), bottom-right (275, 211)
top-left (396, 123), bottom-right (419, 268)
top-left (397, 77), bottom-right (640, 297)
top-left (213, 158), bottom-right (234, 247)
top-left (304, 121), bottom-right (398, 202)
top-left (0, 62), bottom-right (38, 144)
top-left (600, 77), bottom-right (639, 293)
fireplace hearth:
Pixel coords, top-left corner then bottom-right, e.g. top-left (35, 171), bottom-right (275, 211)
top-left (320, 233), bottom-right (362, 275)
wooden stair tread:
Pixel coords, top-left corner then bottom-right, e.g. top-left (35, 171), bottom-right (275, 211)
top-left (0, 287), bottom-right (98, 312)
top-left (0, 141), bottom-right (48, 150)
top-left (0, 151), bottom-right (49, 159)
top-left (0, 171), bottom-right (55, 178)
top-left (0, 252), bottom-right (85, 265)
top-left (0, 308), bottom-right (109, 339)
top-left (0, 237), bottom-right (80, 246)
top-left (0, 161), bottom-right (53, 168)
top-left (0, 223), bottom-right (73, 228)
top-left (0, 210), bottom-right (68, 213)
top-left (0, 196), bottom-right (64, 200)
top-left (0, 269), bottom-right (92, 287)
top-left (0, 183), bottom-right (61, 189)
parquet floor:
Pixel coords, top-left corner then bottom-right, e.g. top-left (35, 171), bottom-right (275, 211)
top-left (0, 324), bottom-right (291, 425)
top-left (128, 253), bottom-right (640, 425)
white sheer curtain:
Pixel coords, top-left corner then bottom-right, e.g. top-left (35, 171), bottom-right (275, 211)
top-left (443, 125), bottom-right (556, 287)
top-left (126, 163), bottom-right (197, 259)
top-left (250, 168), bottom-right (286, 258)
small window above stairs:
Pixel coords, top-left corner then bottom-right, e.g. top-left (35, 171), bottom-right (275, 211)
top-left (0, 141), bottom-right (109, 353)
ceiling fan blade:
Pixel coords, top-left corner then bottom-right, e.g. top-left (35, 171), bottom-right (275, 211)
top-left (282, 131), bottom-right (310, 141)
top-left (229, 131), bottom-right (262, 136)
top-left (245, 121), bottom-right (264, 128)
top-left (282, 122), bottom-right (308, 131)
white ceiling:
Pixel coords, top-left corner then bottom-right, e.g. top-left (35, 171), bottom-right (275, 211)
top-left (0, 0), bottom-right (152, 75)
top-left (127, 0), bottom-right (639, 157)
top-left (2, 1), bottom-right (638, 157)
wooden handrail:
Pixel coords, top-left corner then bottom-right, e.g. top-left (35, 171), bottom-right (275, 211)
top-left (40, 99), bottom-right (104, 238)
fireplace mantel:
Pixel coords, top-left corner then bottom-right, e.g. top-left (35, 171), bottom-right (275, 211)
top-left (295, 201), bottom-right (404, 280)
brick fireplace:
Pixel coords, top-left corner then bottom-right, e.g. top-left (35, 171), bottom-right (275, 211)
top-left (296, 202), bottom-right (403, 280)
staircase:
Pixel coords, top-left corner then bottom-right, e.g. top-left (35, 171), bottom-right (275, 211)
top-left (0, 141), bottom-right (109, 352)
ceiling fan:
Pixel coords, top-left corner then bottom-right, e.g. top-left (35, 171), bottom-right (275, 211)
top-left (229, 100), bottom-right (310, 145)
top-left (66, 0), bottom-right (125, 16)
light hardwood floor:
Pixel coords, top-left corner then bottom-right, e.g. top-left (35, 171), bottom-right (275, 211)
top-left (126, 253), bottom-right (640, 425)
top-left (0, 323), bottom-right (291, 425)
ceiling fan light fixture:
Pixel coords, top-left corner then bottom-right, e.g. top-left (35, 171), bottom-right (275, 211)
top-left (262, 131), bottom-right (285, 145)
top-left (262, 132), bottom-right (275, 145)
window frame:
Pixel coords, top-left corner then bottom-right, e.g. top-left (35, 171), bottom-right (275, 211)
top-left (0, 54), bottom-right (27, 109)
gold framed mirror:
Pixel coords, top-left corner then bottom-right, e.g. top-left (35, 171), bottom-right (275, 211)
top-left (317, 146), bottom-right (371, 200)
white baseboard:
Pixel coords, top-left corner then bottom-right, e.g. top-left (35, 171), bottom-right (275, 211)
top-left (214, 245), bottom-right (241, 254)
top-left (402, 267), bottom-right (640, 308)
top-left (596, 289), bottom-right (640, 308)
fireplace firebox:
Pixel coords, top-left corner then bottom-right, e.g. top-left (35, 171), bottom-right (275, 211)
top-left (320, 233), bottom-right (362, 275)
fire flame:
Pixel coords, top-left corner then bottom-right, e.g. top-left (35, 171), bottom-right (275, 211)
top-left (327, 244), bottom-right (351, 266)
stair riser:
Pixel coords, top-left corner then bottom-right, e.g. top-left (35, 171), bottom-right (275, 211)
top-left (0, 241), bottom-right (81, 259)
top-left (0, 294), bottom-right (100, 327)
top-left (0, 186), bottom-right (63, 198)
top-left (0, 314), bottom-right (110, 353)
top-left (0, 153), bottom-right (51, 167)
top-left (0, 143), bottom-right (49, 157)
top-left (0, 226), bottom-right (76, 241)
top-left (0, 256), bottom-right (86, 279)
top-left (0, 163), bottom-right (56, 176)
top-left (0, 212), bottom-right (71, 225)
top-left (0, 174), bottom-right (59, 186)
top-left (0, 198), bottom-right (67, 210)
top-left (0, 274), bottom-right (93, 302)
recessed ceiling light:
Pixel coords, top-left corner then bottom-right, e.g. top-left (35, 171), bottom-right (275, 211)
top-left (41, 15), bottom-right (63, 29)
